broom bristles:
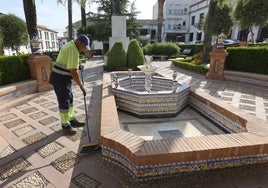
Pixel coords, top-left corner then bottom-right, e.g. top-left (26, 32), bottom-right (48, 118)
top-left (80, 143), bottom-right (101, 153)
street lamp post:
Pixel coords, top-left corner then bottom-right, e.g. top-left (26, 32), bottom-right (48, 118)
top-left (217, 31), bottom-right (226, 49)
top-left (30, 33), bottom-right (41, 55)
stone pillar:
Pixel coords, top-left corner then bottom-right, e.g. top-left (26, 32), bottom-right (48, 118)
top-left (207, 48), bottom-right (228, 80)
top-left (27, 55), bottom-right (53, 91)
top-left (109, 16), bottom-right (129, 51)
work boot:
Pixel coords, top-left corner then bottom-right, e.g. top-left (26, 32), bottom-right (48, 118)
top-left (70, 119), bottom-right (85, 127)
top-left (62, 124), bottom-right (77, 134)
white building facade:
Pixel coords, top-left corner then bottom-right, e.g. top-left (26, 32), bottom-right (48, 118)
top-left (37, 25), bottom-right (58, 52)
top-left (4, 25), bottom-right (59, 55)
top-left (149, 0), bottom-right (268, 43)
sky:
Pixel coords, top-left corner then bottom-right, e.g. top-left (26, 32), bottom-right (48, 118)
top-left (0, 0), bottom-right (157, 37)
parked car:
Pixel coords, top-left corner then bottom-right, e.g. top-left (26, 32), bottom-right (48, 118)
top-left (222, 39), bottom-right (241, 48)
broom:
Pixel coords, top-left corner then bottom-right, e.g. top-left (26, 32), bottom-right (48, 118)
top-left (79, 64), bottom-right (101, 153)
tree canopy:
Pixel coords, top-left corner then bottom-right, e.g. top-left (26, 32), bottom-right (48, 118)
top-left (234, 0), bottom-right (268, 29)
top-left (234, 0), bottom-right (268, 41)
top-left (78, 0), bottom-right (141, 41)
top-left (203, 2), bottom-right (233, 36)
top-left (0, 14), bottom-right (28, 53)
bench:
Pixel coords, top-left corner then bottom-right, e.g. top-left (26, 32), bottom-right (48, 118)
top-left (182, 49), bottom-right (192, 55)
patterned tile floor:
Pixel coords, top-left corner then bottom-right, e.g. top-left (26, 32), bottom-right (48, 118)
top-left (0, 56), bottom-right (268, 188)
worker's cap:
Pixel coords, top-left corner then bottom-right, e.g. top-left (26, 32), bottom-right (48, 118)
top-left (78, 34), bottom-right (90, 50)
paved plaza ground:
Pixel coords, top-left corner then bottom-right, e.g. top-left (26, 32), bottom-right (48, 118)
top-left (0, 56), bottom-right (268, 187)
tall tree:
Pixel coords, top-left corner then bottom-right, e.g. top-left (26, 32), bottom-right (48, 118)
top-left (203, 2), bottom-right (234, 37)
top-left (83, 0), bottom-right (140, 41)
top-left (68, 0), bottom-right (73, 40)
top-left (81, 4), bottom-right (86, 27)
top-left (0, 14), bottom-right (28, 54)
top-left (234, 0), bottom-right (268, 42)
top-left (79, 0), bottom-right (87, 27)
top-left (23, 0), bottom-right (38, 52)
top-left (157, 0), bottom-right (165, 42)
top-left (202, 0), bottom-right (223, 64)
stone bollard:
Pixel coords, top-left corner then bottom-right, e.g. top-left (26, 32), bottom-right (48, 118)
top-left (207, 47), bottom-right (228, 80)
top-left (26, 54), bottom-right (53, 92)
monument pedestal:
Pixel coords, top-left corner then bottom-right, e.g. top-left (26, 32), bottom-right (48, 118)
top-left (207, 48), bottom-right (228, 80)
top-left (27, 55), bottom-right (53, 91)
top-left (109, 16), bottom-right (129, 51)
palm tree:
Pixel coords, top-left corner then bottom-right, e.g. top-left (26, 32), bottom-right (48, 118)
top-left (80, 0), bottom-right (87, 27)
top-left (157, 0), bottom-right (165, 42)
top-left (23, 0), bottom-right (38, 52)
top-left (202, 0), bottom-right (223, 64)
top-left (68, 0), bottom-right (73, 40)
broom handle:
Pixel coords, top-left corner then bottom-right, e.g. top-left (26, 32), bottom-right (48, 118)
top-left (80, 68), bottom-right (91, 142)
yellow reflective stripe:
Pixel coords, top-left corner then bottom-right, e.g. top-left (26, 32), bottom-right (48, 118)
top-left (68, 106), bottom-right (75, 120)
top-left (60, 112), bottom-right (69, 124)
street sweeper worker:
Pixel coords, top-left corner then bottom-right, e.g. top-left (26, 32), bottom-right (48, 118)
top-left (49, 34), bottom-right (91, 134)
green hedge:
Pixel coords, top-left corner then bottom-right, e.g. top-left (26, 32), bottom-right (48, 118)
top-left (142, 42), bottom-right (180, 57)
top-left (0, 55), bottom-right (31, 86)
top-left (172, 59), bottom-right (209, 75)
top-left (226, 46), bottom-right (268, 74)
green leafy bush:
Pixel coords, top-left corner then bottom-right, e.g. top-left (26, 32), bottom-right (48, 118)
top-left (126, 39), bottom-right (144, 70)
top-left (193, 52), bottom-right (203, 65)
top-left (142, 42), bottom-right (180, 57)
top-left (0, 55), bottom-right (31, 86)
top-left (105, 42), bottom-right (126, 71)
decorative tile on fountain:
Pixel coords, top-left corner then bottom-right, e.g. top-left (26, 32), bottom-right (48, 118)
top-left (112, 76), bottom-right (190, 117)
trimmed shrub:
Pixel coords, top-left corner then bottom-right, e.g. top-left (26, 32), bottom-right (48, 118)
top-left (172, 59), bottom-right (208, 75)
top-left (126, 39), bottom-right (144, 70)
top-left (226, 46), bottom-right (268, 74)
top-left (142, 42), bottom-right (180, 57)
top-left (0, 55), bottom-right (31, 86)
top-left (105, 42), bottom-right (126, 71)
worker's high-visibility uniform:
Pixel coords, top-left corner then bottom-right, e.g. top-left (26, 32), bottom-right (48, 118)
top-left (49, 40), bottom-right (80, 126)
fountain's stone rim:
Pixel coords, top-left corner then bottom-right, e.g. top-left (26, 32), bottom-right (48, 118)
top-left (112, 76), bottom-right (190, 94)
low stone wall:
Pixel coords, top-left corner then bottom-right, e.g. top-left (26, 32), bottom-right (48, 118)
top-left (224, 71), bottom-right (268, 88)
top-left (101, 78), bottom-right (268, 181)
top-left (189, 89), bottom-right (247, 133)
top-left (0, 80), bottom-right (37, 107)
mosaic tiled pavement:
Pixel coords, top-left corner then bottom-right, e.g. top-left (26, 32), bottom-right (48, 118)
top-left (0, 57), bottom-right (268, 188)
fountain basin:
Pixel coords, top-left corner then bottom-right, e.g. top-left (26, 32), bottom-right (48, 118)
top-left (101, 71), bottom-right (268, 181)
top-left (112, 76), bottom-right (190, 118)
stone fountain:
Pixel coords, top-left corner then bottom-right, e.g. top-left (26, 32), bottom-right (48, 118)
top-left (111, 56), bottom-right (191, 118)
top-left (101, 56), bottom-right (265, 181)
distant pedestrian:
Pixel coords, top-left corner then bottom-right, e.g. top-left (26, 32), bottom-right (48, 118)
top-left (49, 34), bottom-right (91, 134)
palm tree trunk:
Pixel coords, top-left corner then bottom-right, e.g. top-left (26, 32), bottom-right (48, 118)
top-left (68, 0), bottom-right (73, 41)
top-left (23, 0), bottom-right (38, 51)
top-left (202, 0), bottom-right (218, 64)
top-left (81, 6), bottom-right (86, 27)
top-left (157, 0), bottom-right (165, 42)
